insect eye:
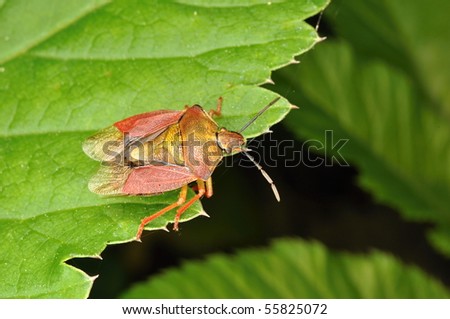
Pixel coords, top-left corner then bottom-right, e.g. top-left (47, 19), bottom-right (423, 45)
top-left (217, 130), bottom-right (245, 154)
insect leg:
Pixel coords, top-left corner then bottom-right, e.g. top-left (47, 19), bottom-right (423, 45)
top-left (209, 97), bottom-right (223, 117)
top-left (173, 179), bottom-right (206, 231)
top-left (205, 177), bottom-right (213, 198)
top-left (135, 184), bottom-right (188, 240)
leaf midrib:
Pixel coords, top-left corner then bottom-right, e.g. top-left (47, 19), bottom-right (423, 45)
top-left (28, 33), bottom-right (315, 62)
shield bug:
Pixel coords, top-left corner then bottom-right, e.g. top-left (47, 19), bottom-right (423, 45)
top-left (83, 97), bottom-right (281, 240)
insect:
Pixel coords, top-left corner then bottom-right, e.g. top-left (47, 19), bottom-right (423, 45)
top-left (83, 97), bottom-right (281, 240)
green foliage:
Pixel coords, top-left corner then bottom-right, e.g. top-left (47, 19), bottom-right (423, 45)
top-left (280, 0), bottom-right (450, 256)
top-left (282, 42), bottom-right (450, 256)
top-left (328, 0), bottom-right (450, 119)
top-left (122, 238), bottom-right (450, 298)
top-left (0, 0), bottom-right (327, 298)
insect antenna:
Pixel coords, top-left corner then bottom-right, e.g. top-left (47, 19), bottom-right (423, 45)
top-left (243, 151), bottom-right (280, 202)
top-left (238, 97), bottom-right (281, 133)
top-left (238, 96), bottom-right (281, 201)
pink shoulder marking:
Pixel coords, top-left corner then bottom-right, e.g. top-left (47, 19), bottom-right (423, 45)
top-left (114, 110), bottom-right (184, 138)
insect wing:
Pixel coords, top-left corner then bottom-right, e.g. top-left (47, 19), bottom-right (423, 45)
top-left (88, 164), bottom-right (132, 195)
top-left (89, 164), bottom-right (196, 195)
top-left (83, 110), bottom-right (184, 163)
top-left (115, 110), bottom-right (183, 138)
top-left (122, 165), bottom-right (197, 195)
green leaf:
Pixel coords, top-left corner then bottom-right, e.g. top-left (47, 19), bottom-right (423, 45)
top-left (0, 0), bottom-right (111, 64)
top-left (327, 0), bottom-right (450, 121)
top-left (121, 238), bottom-right (450, 298)
top-left (280, 41), bottom-right (450, 255)
top-left (0, 0), bottom-right (329, 298)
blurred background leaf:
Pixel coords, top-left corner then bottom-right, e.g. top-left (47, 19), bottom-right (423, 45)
top-left (0, 0), bottom-right (328, 298)
top-left (279, 41), bottom-right (450, 256)
top-left (327, 0), bottom-right (450, 120)
top-left (122, 238), bottom-right (450, 298)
